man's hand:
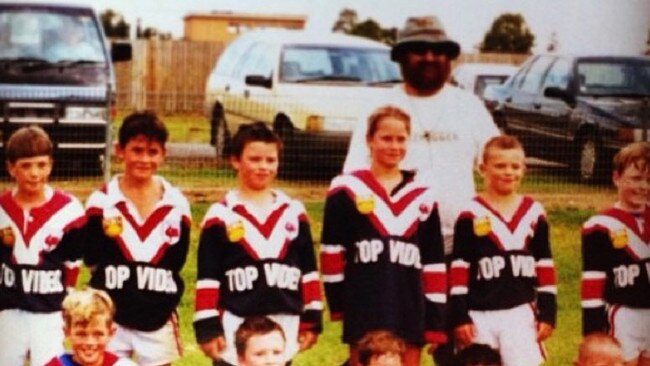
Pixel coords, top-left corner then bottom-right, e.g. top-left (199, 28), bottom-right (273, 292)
top-left (454, 323), bottom-right (476, 348)
top-left (199, 336), bottom-right (227, 360)
top-left (298, 330), bottom-right (319, 351)
top-left (537, 322), bottom-right (554, 341)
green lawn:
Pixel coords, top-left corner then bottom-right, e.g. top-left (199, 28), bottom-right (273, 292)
top-left (160, 198), bottom-right (596, 365)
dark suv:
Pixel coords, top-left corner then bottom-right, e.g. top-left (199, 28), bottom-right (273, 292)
top-left (500, 54), bottom-right (650, 181)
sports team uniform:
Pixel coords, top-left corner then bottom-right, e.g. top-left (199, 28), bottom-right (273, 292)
top-left (320, 170), bottom-right (447, 346)
top-left (193, 189), bottom-right (323, 366)
top-left (45, 352), bottom-right (138, 366)
top-left (449, 196), bottom-right (557, 366)
top-left (0, 186), bottom-right (86, 366)
top-left (84, 176), bottom-right (191, 365)
top-left (581, 206), bottom-right (650, 361)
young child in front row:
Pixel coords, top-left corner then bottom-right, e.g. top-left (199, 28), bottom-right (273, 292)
top-left (320, 105), bottom-right (447, 366)
top-left (193, 121), bottom-right (323, 366)
top-left (357, 330), bottom-right (406, 366)
top-left (449, 135), bottom-right (557, 366)
top-left (581, 141), bottom-right (650, 366)
top-left (45, 288), bottom-right (137, 366)
top-left (235, 316), bottom-right (287, 366)
top-left (84, 111), bottom-right (192, 366)
top-left (0, 126), bottom-right (86, 366)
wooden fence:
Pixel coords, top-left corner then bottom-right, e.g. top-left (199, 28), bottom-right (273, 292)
top-left (114, 39), bottom-right (528, 114)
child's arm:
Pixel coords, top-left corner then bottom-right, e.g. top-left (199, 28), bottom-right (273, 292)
top-left (419, 202), bottom-right (448, 347)
top-left (449, 213), bottom-right (475, 347)
top-left (530, 214), bottom-right (557, 332)
top-left (58, 196), bottom-right (87, 289)
top-left (320, 191), bottom-right (349, 321)
top-left (193, 208), bottom-right (228, 349)
top-left (294, 203), bottom-right (323, 337)
top-left (580, 222), bottom-right (610, 335)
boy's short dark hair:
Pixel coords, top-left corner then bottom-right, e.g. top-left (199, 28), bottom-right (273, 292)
top-left (230, 121), bottom-right (283, 159)
top-left (613, 141), bottom-right (650, 175)
top-left (118, 110), bottom-right (168, 147)
top-left (357, 330), bottom-right (406, 366)
top-left (235, 316), bottom-right (285, 357)
top-left (454, 344), bottom-right (502, 366)
top-left (6, 126), bottom-right (53, 163)
top-left (482, 134), bottom-right (525, 163)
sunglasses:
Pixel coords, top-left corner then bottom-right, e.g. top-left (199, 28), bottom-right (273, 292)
top-left (405, 42), bottom-right (452, 56)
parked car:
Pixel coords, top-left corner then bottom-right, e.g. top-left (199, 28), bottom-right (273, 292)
top-left (204, 29), bottom-right (401, 177)
top-left (450, 62), bottom-right (518, 99)
top-left (499, 54), bottom-right (650, 182)
top-left (0, 2), bottom-right (131, 176)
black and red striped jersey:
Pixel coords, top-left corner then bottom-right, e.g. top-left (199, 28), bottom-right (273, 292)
top-left (320, 170), bottom-right (447, 346)
top-left (0, 186), bottom-right (85, 313)
top-left (581, 206), bottom-right (650, 335)
top-left (193, 189), bottom-right (323, 344)
top-left (45, 352), bottom-right (137, 366)
top-left (84, 176), bottom-right (191, 331)
top-left (449, 196), bottom-right (557, 328)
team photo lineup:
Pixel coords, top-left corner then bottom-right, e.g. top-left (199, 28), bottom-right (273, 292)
top-left (1, 6), bottom-right (650, 366)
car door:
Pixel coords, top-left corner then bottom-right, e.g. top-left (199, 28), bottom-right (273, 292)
top-left (534, 57), bottom-right (574, 159)
top-left (504, 55), bottom-right (556, 154)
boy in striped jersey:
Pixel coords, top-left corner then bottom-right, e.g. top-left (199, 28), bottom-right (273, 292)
top-left (194, 122), bottom-right (322, 366)
top-left (581, 142), bottom-right (650, 366)
top-left (449, 135), bottom-right (556, 366)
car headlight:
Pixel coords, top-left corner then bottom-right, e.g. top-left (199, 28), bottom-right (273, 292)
top-left (305, 115), bottom-right (355, 132)
top-left (618, 128), bottom-right (650, 142)
top-left (63, 106), bottom-right (107, 123)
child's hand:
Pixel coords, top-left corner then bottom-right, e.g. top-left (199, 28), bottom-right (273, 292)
top-left (537, 322), bottom-right (554, 341)
top-left (454, 323), bottom-right (476, 348)
top-left (298, 330), bottom-right (319, 351)
top-left (199, 336), bottom-right (227, 360)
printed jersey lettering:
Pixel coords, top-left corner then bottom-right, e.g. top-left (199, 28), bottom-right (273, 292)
top-left (511, 255), bottom-right (536, 277)
top-left (612, 264), bottom-right (640, 288)
top-left (0, 263), bottom-right (16, 287)
top-left (224, 264), bottom-right (302, 292)
top-left (103, 265), bottom-right (177, 293)
top-left (21, 269), bottom-right (63, 294)
top-left (477, 256), bottom-right (505, 280)
top-left (476, 254), bottom-right (535, 280)
top-left (353, 239), bottom-right (422, 268)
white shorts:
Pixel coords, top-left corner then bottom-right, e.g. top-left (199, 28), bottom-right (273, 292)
top-left (0, 309), bottom-right (65, 366)
top-left (108, 313), bottom-right (183, 366)
top-left (219, 310), bottom-right (299, 365)
top-left (608, 305), bottom-right (650, 361)
top-left (469, 303), bottom-right (545, 366)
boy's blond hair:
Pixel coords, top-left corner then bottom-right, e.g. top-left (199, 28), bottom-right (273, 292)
top-left (613, 141), bottom-right (650, 175)
top-left (62, 288), bottom-right (115, 328)
top-left (357, 330), bottom-right (406, 366)
top-left (5, 126), bottom-right (53, 163)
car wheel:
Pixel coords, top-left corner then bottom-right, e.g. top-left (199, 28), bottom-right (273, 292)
top-left (274, 115), bottom-right (298, 179)
top-left (211, 104), bottom-right (230, 159)
top-left (576, 135), bottom-right (607, 183)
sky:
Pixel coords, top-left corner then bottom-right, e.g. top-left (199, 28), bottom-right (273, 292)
top-left (36, 0), bottom-right (650, 55)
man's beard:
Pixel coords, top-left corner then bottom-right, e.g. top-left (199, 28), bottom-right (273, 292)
top-left (401, 60), bottom-right (451, 94)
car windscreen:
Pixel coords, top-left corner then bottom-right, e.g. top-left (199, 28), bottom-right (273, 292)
top-left (577, 59), bottom-right (650, 97)
top-left (279, 45), bottom-right (401, 84)
top-left (0, 5), bottom-right (106, 64)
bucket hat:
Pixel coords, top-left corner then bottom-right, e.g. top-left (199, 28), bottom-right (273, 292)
top-left (391, 16), bottom-right (461, 61)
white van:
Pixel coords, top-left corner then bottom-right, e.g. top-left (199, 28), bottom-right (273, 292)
top-left (204, 29), bottom-right (401, 177)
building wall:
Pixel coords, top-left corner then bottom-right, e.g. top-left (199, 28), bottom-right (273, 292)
top-left (184, 13), bottom-right (306, 43)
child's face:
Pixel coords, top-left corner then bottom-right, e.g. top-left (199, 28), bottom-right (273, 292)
top-left (368, 352), bottom-right (402, 366)
top-left (66, 315), bottom-right (116, 366)
top-left (7, 155), bottom-right (52, 197)
top-left (231, 141), bottom-right (279, 192)
top-left (115, 135), bottom-right (166, 182)
top-left (367, 116), bottom-right (409, 170)
top-left (613, 161), bottom-right (650, 212)
top-left (479, 147), bottom-right (525, 196)
top-left (239, 330), bottom-right (285, 366)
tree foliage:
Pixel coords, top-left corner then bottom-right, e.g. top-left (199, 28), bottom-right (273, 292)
top-left (480, 13), bottom-right (535, 54)
top-left (100, 9), bottom-right (130, 39)
top-left (332, 8), bottom-right (396, 45)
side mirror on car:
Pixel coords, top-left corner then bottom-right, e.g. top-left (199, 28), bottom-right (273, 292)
top-left (245, 75), bottom-right (272, 89)
top-left (544, 86), bottom-right (575, 107)
top-left (111, 42), bottom-right (132, 62)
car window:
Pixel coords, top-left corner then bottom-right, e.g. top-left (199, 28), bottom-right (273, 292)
top-left (520, 56), bottom-right (555, 94)
top-left (280, 45), bottom-right (400, 83)
top-left (232, 42), bottom-right (274, 80)
top-left (577, 59), bottom-right (650, 96)
top-left (542, 58), bottom-right (571, 90)
top-left (214, 37), bottom-right (253, 77)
